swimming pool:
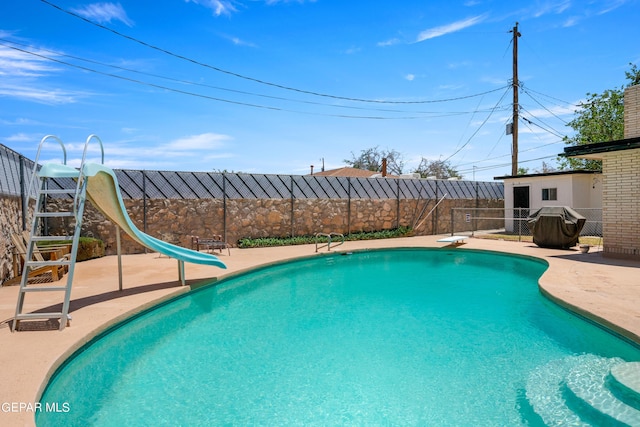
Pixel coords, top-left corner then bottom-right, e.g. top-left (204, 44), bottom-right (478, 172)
top-left (38, 249), bottom-right (640, 426)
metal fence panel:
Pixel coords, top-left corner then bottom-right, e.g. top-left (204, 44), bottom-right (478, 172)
top-left (247, 174), bottom-right (289, 199)
top-left (0, 143), bottom-right (504, 201)
top-left (223, 173), bottom-right (254, 198)
top-left (348, 178), bottom-right (369, 199)
top-left (350, 177), bottom-right (397, 199)
top-left (48, 177), bottom-right (77, 199)
top-left (184, 172), bottom-right (222, 199)
top-left (0, 145), bottom-right (26, 197)
top-left (478, 181), bottom-right (504, 199)
top-left (292, 175), bottom-right (349, 199)
top-left (116, 170), bottom-right (145, 199)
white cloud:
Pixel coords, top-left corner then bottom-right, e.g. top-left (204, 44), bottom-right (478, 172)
top-left (265, 0), bottom-right (317, 4)
top-left (0, 85), bottom-right (84, 104)
top-left (221, 34), bottom-right (257, 47)
top-left (438, 84), bottom-right (464, 91)
top-left (523, 104), bottom-right (577, 119)
top-left (416, 15), bottom-right (487, 42)
top-left (405, 74), bottom-right (415, 81)
top-left (71, 2), bottom-right (134, 26)
top-left (532, 1), bottom-right (571, 18)
top-left (562, 16), bottom-right (579, 27)
top-left (597, 0), bottom-right (629, 15)
top-left (344, 46), bottom-right (361, 54)
top-left (187, 0), bottom-right (316, 16)
top-left (377, 38), bottom-right (401, 47)
top-left (82, 134), bottom-right (235, 170)
top-left (0, 118), bottom-right (38, 126)
top-left (0, 45), bottom-right (91, 104)
top-left (0, 46), bottom-right (61, 77)
top-left (163, 133), bottom-right (231, 151)
top-left (185, 0), bottom-right (239, 16)
top-left (5, 133), bottom-right (33, 142)
top-left (447, 61), bottom-right (472, 69)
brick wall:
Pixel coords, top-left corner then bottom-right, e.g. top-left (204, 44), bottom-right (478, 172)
top-left (624, 85), bottom-right (640, 138)
top-left (601, 84), bottom-right (640, 260)
top-left (602, 149), bottom-right (640, 259)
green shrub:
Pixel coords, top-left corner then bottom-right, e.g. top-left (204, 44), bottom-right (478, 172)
top-left (237, 227), bottom-right (412, 249)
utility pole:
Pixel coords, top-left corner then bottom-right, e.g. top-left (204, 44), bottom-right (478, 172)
top-left (510, 22), bottom-right (521, 176)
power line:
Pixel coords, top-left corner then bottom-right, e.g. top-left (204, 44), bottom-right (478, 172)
top-left (1, 38), bottom-right (508, 116)
top-left (519, 113), bottom-right (566, 140)
top-left (440, 86), bottom-right (511, 163)
top-left (4, 42), bottom-right (494, 120)
top-left (454, 138), bottom-right (565, 169)
top-left (456, 154), bottom-right (557, 174)
top-left (521, 86), bottom-right (574, 107)
top-left (521, 88), bottom-right (570, 125)
top-left (41, 0), bottom-right (508, 105)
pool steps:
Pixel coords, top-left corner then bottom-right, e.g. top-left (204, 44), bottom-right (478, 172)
top-left (610, 362), bottom-right (640, 409)
top-left (526, 354), bottom-right (640, 426)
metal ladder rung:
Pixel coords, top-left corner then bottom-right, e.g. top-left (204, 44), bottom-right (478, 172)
top-left (30, 235), bottom-right (74, 242)
top-left (35, 211), bottom-right (75, 218)
top-left (40, 189), bottom-right (75, 195)
top-left (26, 260), bottom-right (71, 267)
top-left (21, 286), bottom-right (68, 292)
top-left (14, 312), bottom-right (65, 320)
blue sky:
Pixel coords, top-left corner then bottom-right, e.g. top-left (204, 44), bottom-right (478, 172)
top-left (1, 0), bottom-right (639, 181)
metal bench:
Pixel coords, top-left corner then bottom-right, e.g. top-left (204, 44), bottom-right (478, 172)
top-left (191, 235), bottom-right (231, 256)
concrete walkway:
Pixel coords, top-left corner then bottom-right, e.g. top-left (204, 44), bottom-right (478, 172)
top-left (1, 235), bottom-right (638, 426)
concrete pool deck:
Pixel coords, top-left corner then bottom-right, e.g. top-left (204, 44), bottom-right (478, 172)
top-left (1, 235), bottom-right (639, 426)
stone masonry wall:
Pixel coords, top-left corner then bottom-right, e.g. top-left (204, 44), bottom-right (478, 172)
top-left (32, 197), bottom-right (503, 257)
top-left (0, 196), bottom-right (24, 284)
top-left (1, 193), bottom-right (503, 283)
top-left (602, 149), bottom-right (640, 259)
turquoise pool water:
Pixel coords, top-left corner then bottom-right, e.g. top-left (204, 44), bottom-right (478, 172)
top-left (38, 249), bottom-right (640, 426)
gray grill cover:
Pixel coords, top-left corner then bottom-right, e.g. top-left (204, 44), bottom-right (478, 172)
top-left (527, 206), bottom-right (586, 249)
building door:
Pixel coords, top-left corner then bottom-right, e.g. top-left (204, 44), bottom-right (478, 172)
top-left (513, 186), bottom-right (530, 234)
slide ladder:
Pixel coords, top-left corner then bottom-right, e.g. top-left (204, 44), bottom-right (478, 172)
top-left (12, 135), bottom-right (102, 332)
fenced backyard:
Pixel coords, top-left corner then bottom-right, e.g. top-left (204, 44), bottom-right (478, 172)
top-left (1, 143), bottom-right (505, 283)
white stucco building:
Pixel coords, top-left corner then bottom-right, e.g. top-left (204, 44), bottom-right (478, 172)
top-left (494, 170), bottom-right (602, 233)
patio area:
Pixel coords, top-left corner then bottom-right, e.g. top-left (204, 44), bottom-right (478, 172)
top-left (0, 234), bottom-right (638, 426)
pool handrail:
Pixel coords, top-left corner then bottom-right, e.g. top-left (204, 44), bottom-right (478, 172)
top-left (314, 232), bottom-right (345, 252)
top-left (27, 135), bottom-right (67, 205)
top-left (74, 134), bottom-right (105, 220)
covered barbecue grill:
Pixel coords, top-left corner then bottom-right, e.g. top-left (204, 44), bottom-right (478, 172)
top-left (527, 206), bottom-right (586, 249)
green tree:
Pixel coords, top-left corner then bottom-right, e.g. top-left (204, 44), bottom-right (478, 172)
top-left (344, 146), bottom-right (405, 175)
top-left (413, 158), bottom-right (462, 179)
top-left (559, 63), bottom-right (639, 170)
